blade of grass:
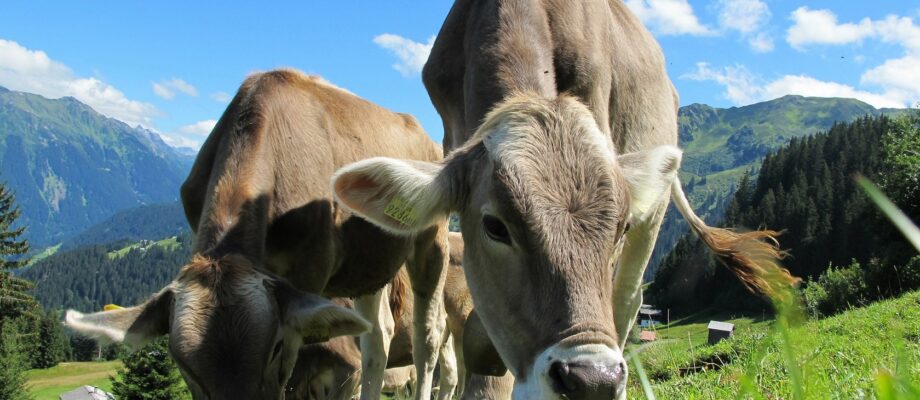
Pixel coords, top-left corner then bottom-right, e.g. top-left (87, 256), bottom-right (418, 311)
top-left (627, 346), bottom-right (657, 400)
top-left (855, 175), bottom-right (920, 252)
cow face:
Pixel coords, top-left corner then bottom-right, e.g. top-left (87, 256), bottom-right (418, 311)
top-left (65, 254), bottom-right (369, 400)
top-left (332, 94), bottom-right (681, 400)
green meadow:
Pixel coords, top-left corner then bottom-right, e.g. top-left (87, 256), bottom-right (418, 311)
top-left (26, 361), bottom-right (120, 400)
top-left (627, 290), bottom-right (920, 399)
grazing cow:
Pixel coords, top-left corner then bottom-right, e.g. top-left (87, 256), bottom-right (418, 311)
top-left (443, 233), bottom-right (515, 400)
top-left (66, 69), bottom-right (450, 400)
top-left (290, 233), bottom-right (512, 400)
top-left (285, 271), bottom-right (426, 400)
top-left (332, 1), bottom-right (795, 399)
top-left (285, 281), bottom-right (422, 400)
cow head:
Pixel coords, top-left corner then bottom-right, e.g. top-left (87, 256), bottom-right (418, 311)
top-left (65, 253), bottom-right (369, 400)
top-left (332, 94), bottom-right (681, 400)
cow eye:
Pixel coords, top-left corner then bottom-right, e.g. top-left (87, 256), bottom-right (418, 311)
top-left (482, 215), bottom-right (511, 245)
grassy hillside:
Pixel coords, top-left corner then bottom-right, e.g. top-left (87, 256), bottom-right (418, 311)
top-left (26, 361), bottom-right (120, 400)
top-left (628, 291), bottom-right (920, 399)
top-left (107, 235), bottom-right (181, 259)
top-left (677, 95), bottom-right (895, 203)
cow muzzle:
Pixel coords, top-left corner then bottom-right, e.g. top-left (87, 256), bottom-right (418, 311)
top-left (515, 344), bottom-right (626, 400)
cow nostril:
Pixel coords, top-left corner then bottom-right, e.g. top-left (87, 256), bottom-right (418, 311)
top-left (549, 361), bottom-right (624, 400)
top-left (549, 360), bottom-right (580, 394)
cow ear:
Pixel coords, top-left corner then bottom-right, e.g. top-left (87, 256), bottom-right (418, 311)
top-left (277, 285), bottom-right (371, 344)
top-left (332, 157), bottom-right (451, 234)
top-left (618, 145), bottom-right (682, 224)
top-left (65, 288), bottom-right (173, 348)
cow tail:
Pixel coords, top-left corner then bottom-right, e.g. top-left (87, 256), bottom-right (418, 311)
top-left (670, 179), bottom-right (799, 297)
top-left (388, 269), bottom-right (410, 326)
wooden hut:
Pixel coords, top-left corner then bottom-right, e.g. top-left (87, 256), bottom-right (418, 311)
top-left (639, 330), bottom-right (657, 342)
top-left (707, 321), bottom-right (734, 344)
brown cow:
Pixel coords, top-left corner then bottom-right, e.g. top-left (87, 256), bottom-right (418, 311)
top-left (332, 1), bottom-right (795, 399)
top-left (289, 233), bottom-right (513, 400)
top-left (65, 69), bottom-right (450, 400)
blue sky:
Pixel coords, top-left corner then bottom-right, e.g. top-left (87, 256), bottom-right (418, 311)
top-left (1, 1), bottom-right (918, 148)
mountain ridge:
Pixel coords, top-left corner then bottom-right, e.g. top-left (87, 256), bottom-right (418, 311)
top-left (0, 86), bottom-right (194, 247)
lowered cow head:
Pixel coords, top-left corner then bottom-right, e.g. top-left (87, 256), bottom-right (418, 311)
top-left (332, 93), bottom-right (681, 400)
top-left (65, 254), bottom-right (369, 400)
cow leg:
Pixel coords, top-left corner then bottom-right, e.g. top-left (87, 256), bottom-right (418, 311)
top-left (612, 200), bottom-right (668, 351)
top-left (356, 287), bottom-right (394, 400)
top-left (454, 333), bottom-right (467, 396)
top-left (407, 224), bottom-right (449, 400)
top-left (437, 332), bottom-right (458, 400)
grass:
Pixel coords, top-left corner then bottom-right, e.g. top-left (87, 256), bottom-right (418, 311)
top-left (107, 235), bottom-right (180, 260)
top-left (627, 291), bottom-right (920, 399)
top-left (27, 243), bottom-right (61, 266)
top-left (25, 361), bottom-right (120, 400)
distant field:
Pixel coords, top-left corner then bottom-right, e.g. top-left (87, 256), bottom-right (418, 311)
top-left (28, 243), bottom-right (61, 266)
top-left (628, 291), bottom-right (920, 399)
top-left (108, 235), bottom-right (180, 259)
top-left (26, 361), bottom-right (120, 400)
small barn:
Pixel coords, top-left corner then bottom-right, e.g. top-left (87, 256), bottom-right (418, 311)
top-left (637, 304), bottom-right (662, 325)
top-left (640, 330), bottom-right (657, 342)
top-left (59, 385), bottom-right (114, 400)
top-left (707, 321), bottom-right (734, 344)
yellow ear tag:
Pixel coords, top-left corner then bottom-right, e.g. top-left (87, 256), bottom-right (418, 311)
top-left (384, 196), bottom-right (419, 226)
top-left (103, 304), bottom-right (124, 311)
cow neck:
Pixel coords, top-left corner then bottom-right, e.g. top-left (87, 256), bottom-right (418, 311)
top-left (487, 0), bottom-right (557, 102)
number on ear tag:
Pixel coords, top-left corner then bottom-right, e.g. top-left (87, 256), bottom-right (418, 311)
top-left (384, 196), bottom-right (418, 226)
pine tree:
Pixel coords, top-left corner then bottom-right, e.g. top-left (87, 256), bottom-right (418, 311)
top-left (111, 337), bottom-right (188, 400)
top-left (0, 321), bottom-right (31, 400)
top-left (881, 109), bottom-right (920, 218)
top-left (0, 182), bottom-right (36, 324)
top-left (71, 335), bottom-right (99, 362)
top-left (31, 310), bottom-right (69, 369)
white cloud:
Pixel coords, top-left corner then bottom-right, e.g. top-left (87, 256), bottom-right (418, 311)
top-left (159, 134), bottom-right (200, 149)
top-left (625, 0), bottom-right (714, 36)
top-left (762, 75), bottom-right (904, 108)
top-left (151, 78), bottom-right (198, 100)
top-left (785, 10), bottom-right (920, 106)
top-left (152, 82), bottom-right (174, 100)
top-left (713, 0), bottom-right (774, 53)
top-left (211, 91), bottom-right (231, 103)
top-left (373, 34), bottom-right (434, 77)
top-left (748, 32), bottom-right (775, 53)
top-left (683, 63), bottom-right (761, 104)
top-left (861, 55), bottom-right (920, 103)
top-left (717, 0), bottom-right (770, 34)
top-left (683, 62), bottom-right (906, 109)
top-left (178, 119), bottom-right (217, 137)
top-left (786, 7), bottom-right (875, 50)
top-left (0, 38), bottom-right (159, 127)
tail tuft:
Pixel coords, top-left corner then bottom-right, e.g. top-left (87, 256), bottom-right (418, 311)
top-left (694, 227), bottom-right (799, 296)
top-left (671, 179), bottom-right (799, 297)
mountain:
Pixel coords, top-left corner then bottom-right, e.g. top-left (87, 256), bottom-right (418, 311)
top-left (61, 201), bottom-right (189, 251)
top-left (647, 96), bottom-right (907, 278)
top-left (0, 86), bottom-right (194, 247)
top-left (677, 95), bottom-right (899, 201)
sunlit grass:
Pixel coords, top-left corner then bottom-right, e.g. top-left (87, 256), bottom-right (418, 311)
top-left (627, 291), bottom-right (920, 399)
top-left (628, 178), bottom-right (920, 399)
top-left (26, 361), bottom-right (120, 400)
